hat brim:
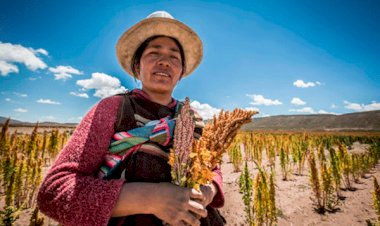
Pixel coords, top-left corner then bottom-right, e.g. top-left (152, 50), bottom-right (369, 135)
top-left (116, 17), bottom-right (203, 78)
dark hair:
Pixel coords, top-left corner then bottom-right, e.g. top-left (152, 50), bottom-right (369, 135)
top-left (131, 35), bottom-right (186, 78)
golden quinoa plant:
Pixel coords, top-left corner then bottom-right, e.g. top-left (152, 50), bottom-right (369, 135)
top-left (169, 98), bottom-right (257, 190)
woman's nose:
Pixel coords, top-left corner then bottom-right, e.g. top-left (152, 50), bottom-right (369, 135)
top-left (157, 55), bottom-right (170, 67)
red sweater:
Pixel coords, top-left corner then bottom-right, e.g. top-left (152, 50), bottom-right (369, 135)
top-left (37, 94), bottom-right (224, 226)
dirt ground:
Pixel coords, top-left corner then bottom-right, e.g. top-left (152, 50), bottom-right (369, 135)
top-left (4, 142), bottom-right (379, 226)
top-left (219, 142), bottom-right (379, 226)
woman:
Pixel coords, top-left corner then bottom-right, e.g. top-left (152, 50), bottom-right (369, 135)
top-left (37, 11), bottom-right (225, 226)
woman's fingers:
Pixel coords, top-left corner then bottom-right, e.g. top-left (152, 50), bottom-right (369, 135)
top-left (189, 184), bottom-right (217, 207)
top-left (187, 199), bottom-right (207, 218)
top-left (167, 208), bottom-right (201, 226)
top-left (152, 183), bottom-right (206, 225)
top-left (200, 185), bottom-right (213, 206)
top-left (179, 209), bottom-right (202, 226)
top-left (189, 188), bottom-right (203, 201)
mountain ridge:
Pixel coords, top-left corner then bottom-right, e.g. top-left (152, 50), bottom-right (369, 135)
top-left (242, 110), bottom-right (380, 131)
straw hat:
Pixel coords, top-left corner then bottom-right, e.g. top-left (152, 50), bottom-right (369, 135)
top-left (116, 11), bottom-right (203, 78)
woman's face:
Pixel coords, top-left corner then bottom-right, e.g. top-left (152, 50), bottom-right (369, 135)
top-left (137, 36), bottom-right (183, 96)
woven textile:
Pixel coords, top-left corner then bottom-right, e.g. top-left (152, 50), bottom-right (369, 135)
top-left (98, 117), bottom-right (176, 178)
top-left (98, 96), bottom-right (204, 179)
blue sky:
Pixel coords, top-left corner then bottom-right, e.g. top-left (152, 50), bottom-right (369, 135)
top-left (1, 0), bottom-right (379, 123)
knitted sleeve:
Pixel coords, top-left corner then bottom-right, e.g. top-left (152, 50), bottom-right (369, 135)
top-left (37, 95), bottom-right (125, 226)
top-left (209, 165), bottom-right (225, 208)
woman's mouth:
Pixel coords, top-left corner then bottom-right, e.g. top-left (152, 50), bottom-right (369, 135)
top-left (153, 72), bottom-right (171, 78)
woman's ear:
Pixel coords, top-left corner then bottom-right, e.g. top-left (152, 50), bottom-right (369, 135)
top-left (135, 63), bottom-right (140, 78)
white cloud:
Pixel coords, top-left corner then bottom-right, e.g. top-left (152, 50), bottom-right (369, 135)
top-left (5, 98), bottom-right (12, 102)
top-left (289, 107), bottom-right (315, 114)
top-left (244, 107), bottom-right (260, 112)
top-left (293, 80), bottom-right (319, 88)
top-left (49, 65), bottom-right (83, 80)
top-left (13, 92), bottom-right (27, 97)
top-left (0, 42), bottom-right (47, 76)
top-left (318, 110), bottom-right (337, 115)
top-left (291, 97), bottom-right (306, 105)
top-left (76, 72), bottom-right (127, 98)
top-left (33, 48), bottom-right (48, 56)
top-left (37, 99), bottom-right (61, 105)
top-left (344, 101), bottom-right (380, 112)
top-left (190, 100), bottom-right (221, 120)
top-left (246, 94), bottom-right (282, 106)
top-left (14, 108), bottom-right (27, 113)
top-left (70, 92), bottom-right (89, 98)
top-left (330, 104), bottom-right (338, 109)
top-left (244, 107), bottom-right (266, 117)
top-left (344, 101), bottom-right (362, 111)
top-left (0, 60), bottom-right (19, 75)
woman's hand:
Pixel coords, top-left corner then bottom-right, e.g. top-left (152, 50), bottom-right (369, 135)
top-left (150, 182), bottom-right (207, 226)
top-left (111, 182), bottom-right (216, 225)
top-left (196, 183), bottom-right (218, 207)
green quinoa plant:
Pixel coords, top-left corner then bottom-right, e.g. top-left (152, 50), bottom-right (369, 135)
top-left (239, 161), bottom-right (254, 225)
top-left (329, 147), bottom-right (342, 198)
top-left (28, 207), bottom-right (44, 226)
